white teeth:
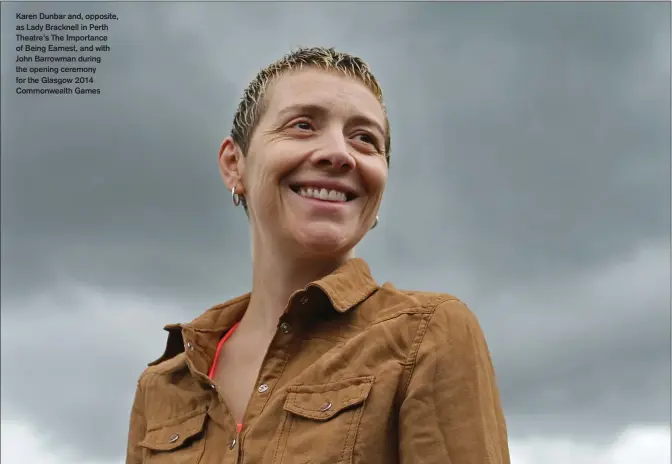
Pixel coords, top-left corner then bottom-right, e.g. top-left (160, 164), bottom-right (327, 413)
top-left (297, 187), bottom-right (347, 202)
top-left (326, 190), bottom-right (343, 201)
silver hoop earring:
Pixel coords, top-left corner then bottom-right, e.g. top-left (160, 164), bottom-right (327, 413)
top-left (371, 215), bottom-right (379, 229)
top-left (231, 186), bottom-right (241, 207)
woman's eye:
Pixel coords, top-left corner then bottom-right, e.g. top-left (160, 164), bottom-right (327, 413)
top-left (355, 133), bottom-right (376, 146)
top-left (293, 121), bottom-right (313, 131)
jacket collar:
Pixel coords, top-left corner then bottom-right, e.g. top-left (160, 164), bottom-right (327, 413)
top-left (306, 257), bottom-right (378, 313)
top-left (149, 258), bottom-right (378, 366)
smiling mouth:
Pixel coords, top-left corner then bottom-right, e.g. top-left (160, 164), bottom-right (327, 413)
top-left (289, 185), bottom-right (357, 202)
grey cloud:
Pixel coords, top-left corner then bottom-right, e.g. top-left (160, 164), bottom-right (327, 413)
top-left (491, 242), bottom-right (670, 440)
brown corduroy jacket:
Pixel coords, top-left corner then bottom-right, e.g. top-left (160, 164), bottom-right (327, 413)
top-left (126, 258), bottom-right (510, 463)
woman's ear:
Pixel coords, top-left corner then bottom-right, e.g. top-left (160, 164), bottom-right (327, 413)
top-left (218, 136), bottom-right (246, 195)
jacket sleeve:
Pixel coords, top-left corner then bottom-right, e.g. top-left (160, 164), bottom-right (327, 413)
top-left (126, 377), bottom-right (147, 464)
top-left (399, 299), bottom-right (510, 464)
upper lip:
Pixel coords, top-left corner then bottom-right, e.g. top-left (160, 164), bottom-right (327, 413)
top-left (289, 180), bottom-right (360, 200)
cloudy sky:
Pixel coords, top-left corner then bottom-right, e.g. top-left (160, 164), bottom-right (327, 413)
top-left (1, 2), bottom-right (670, 463)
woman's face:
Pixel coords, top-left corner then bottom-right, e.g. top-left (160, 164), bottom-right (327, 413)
top-left (220, 68), bottom-right (389, 258)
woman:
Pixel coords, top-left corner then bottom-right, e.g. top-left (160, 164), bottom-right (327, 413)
top-left (126, 47), bottom-right (510, 464)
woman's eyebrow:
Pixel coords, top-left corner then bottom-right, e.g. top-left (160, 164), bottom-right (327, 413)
top-left (348, 114), bottom-right (385, 138)
top-left (276, 103), bottom-right (330, 121)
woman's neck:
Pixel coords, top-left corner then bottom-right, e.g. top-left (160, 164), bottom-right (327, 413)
top-left (240, 239), bottom-right (354, 337)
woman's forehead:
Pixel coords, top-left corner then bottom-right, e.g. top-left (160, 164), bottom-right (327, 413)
top-left (263, 68), bottom-right (386, 124)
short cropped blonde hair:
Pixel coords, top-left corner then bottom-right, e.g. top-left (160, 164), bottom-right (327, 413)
top-left (230, 47), bottom-right (391, 165)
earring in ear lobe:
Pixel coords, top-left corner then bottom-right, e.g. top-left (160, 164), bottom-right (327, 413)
top-left (232, 185), bottom-right (242, 207)
top-left (371, 215), bottom-right (379, 230)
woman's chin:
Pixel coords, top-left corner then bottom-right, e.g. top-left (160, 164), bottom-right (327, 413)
top-left (292, 224), bottom-right (353, 256)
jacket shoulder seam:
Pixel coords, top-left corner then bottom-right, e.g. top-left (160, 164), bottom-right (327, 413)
top-left (398, 296), bottom-right (457, 398)
top-left (142, 353), bottom-right (188, 377)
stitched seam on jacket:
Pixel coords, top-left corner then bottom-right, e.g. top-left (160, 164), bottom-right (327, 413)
top-left (339, 409), bottom-right (358, 464)
top-left (399, 296), bottom-right (458, 398)
top-left (272, 413), bottom-right (290, 463)
top-left (368, 306), bottom-right (429, 327)
top-left (288, 392), bottom-right (363, 415)
top-left (146, 406), bottom-right (208, 431)
top-left (287, 382), bottom-right (371, 394)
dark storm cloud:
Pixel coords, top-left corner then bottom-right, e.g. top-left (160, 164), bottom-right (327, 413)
top-left (1, 2), bottom-right (669, 462)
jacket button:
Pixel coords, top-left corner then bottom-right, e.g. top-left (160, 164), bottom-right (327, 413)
top-left (258, 384), bottom-right (269, 393)
top-left (186, 342), bottom-right (193, 351)
top-left (299, 296), bottom-right (309, 305)
top-left (279, 322), bottom-right (291, 334)
top-left (229, 438), bottom-right (237, 449)
top-left (319, 401), bottom-right (332, 412)
top-left (168, 433), bottom-right (179, 443)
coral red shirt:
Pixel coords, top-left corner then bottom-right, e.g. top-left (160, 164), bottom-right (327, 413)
top-left (208, 322), bottom-right (243, 433)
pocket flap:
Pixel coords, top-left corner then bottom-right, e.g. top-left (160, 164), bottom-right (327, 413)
top-left (284, 376), bottom-right (374, 421)
top-left (140, 408), bottom-right (207, 451)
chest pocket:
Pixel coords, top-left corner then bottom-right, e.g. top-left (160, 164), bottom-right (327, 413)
top-left (273, 376), bottom-right (374, 464)
top-left (140, 408), bottom-right (208, 463)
